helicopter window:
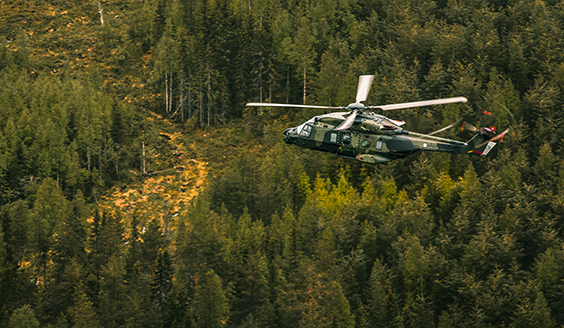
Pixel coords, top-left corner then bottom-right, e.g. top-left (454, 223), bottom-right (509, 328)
top-left (375, 140), bottom-right (383, 150)
top-left (296, 118), bottom-right (316, 135)
top-left (299, 124), bottom-right (312, 137)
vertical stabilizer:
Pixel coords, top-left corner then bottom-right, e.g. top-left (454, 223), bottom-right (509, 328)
top-left (466, 133), bottom-right (497, 156)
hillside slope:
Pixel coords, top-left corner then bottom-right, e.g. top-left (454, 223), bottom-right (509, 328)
top-left (98, 112), bottom-right (208, 231)
top-left (2, 0), bottom-right (564, 327)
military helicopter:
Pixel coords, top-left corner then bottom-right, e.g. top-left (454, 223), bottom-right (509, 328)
top-left (246, 75), bottom-right (508, 164)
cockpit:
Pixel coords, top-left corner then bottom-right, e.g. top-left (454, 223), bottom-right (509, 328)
top-left (294, 112), bottom-right (348, 137)
top-left (286, 112), bottom-right (404, 143)
top-left (296, 121), bottom-right (313, 137)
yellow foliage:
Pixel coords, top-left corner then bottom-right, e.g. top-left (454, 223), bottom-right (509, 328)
top-left (96, 118), bottom-right (208, 232)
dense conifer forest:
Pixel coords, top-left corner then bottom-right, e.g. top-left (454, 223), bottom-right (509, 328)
top-left (1, 0), bottom-right (564, 326)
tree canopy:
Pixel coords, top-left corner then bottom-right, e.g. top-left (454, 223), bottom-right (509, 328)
top-left (1, 0), bottom-right (564, 327)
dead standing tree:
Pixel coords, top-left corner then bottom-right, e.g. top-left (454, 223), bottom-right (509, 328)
top-left (96, 0), bottom-right (104, 26)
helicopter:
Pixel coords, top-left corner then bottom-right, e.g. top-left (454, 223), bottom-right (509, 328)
top-left (246, 75), bottom-right (508, 164)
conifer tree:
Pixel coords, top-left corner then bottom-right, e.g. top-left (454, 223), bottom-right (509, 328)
top-left (69, 283), bottom-right (101, 328)
top-left (193, 269), bottom-right (230, 328)
top-left (532, 291), bottom-right (556, 328)
top-left (9, 304), bottom-right (40, 328)
top-left (0, 227), bottom-right (5, 279)
top-left (152, 248), bottom-right (174, 325)
top-left (31, 178), bottom-right (70, 287)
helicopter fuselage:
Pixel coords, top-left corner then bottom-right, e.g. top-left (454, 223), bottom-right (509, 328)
top-left (283, 111), bottom-right (475, 163)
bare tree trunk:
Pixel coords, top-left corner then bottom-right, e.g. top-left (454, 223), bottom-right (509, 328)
top-left (286, 66), bottom-right (290, 103)
top-left (303, 65), bottom-right (306, 104)
top-left (87, 145), bottom-right (91, 171)
top-left (165, 74), bottom-right (169, 112)
top-left (180, 69), bottom-right (185, 121)
top-left (96, 0), bottom-right (104, 26)
top-left (99, 147), bottom-right (102, 180)
top-left (142, 142), bottom-right (146, 174)
top-left (169, 74), bottom-right (173, 113)
top-left (188, 69), bottom-right (192, 120)
top-left (259, 68), bottom-right (263, 103)
top-left (207, 64), bottom-right (211, 128)
top-left (199, 63), bottom-right (203, 127)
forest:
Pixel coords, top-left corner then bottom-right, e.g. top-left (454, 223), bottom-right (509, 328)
top-left (1, 0), bottom-right (564, 327)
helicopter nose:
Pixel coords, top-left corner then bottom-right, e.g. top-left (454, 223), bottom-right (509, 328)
top-left (283, 127), bottom-right (296, 144)
top-left (284, 127), bottom-right (296, 136)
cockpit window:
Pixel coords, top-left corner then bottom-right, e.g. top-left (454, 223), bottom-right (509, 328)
top-left (296, 118), bottom-right (315, 137)
top-left (299, 124), bottom-right (312, 137)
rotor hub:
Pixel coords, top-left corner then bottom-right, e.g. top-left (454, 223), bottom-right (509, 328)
top-left (347, 102), bottom-right (365, 110)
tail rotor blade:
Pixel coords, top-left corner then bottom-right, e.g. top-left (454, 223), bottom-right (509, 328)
top-left (462, 122), bottom-right (478, 133)
top-left (356, 75), bottom-right (375, 103)
top-left (429, 120), bottom-right (461, 135)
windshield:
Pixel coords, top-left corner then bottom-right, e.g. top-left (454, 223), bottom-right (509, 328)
top-left (296, 118), bottom-right (315, 137)
top-left (296, 112), bottom-right (347, 136)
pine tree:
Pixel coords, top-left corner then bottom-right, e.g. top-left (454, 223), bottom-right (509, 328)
top-left (87, 208), bottom-right (103, 298)
top-left (193, 269), bottom-right (230, 328)
top-left (288, 16), bottom-right (317, 104)
top-left (69, 283), bottom-right (101, 328)
top-left (31, 178), bottom-right (70, 288)
top-left (0, 226), bottom-right (5, 279)
top-left (152, 248), bottom-right (174, 325)
top-left (99, 254), bottom-right (126, 328)
top-left (367, 259), bottom-right (401, 327)
top-left (8, 304), bottom-right (40, 328)
top-left (445, 163), bottom-right (483, 259)
top-left (531, 291), bottom-right (556, 328)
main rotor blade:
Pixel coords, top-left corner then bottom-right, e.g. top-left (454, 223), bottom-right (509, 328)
top-left (334, 111), bottom-right (358, 131)
top-left (372, 97), bottom-right (468, 111)
top-left (356, 75), bottom-right (375, 103)
top-left (246, 102), bottom-right (341, 109)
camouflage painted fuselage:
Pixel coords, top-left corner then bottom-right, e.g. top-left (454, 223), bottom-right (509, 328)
top-left (283, 111), bottom-right (491, 163)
